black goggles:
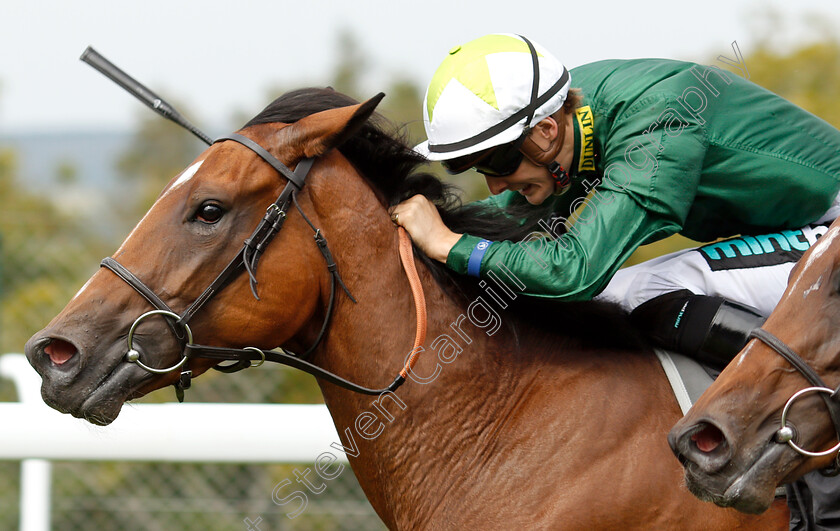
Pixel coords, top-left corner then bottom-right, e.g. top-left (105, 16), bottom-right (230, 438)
top-left (441, 133), bottom-right (527, 177)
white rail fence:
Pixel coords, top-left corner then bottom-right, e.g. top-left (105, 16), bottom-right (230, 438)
top-left (0, 353), bottom-right (344, 531)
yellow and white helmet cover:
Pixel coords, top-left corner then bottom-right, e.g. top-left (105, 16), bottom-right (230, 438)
top-left (416, 33), bottom-right (570, 161)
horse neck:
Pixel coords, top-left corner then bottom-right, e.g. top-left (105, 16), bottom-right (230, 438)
top-left (304, 172), bottom-right (518, 406)
top-left (297, 162), bottom-right (566, 525)
top-left (318, 241), bottom-right (525, 527)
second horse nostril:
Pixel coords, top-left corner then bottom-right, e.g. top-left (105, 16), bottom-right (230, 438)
top-left (691, 423), bottom-right (726, 453)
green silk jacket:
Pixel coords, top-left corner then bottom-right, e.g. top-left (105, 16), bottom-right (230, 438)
top-left (446, 58), bottom-right (840, 300)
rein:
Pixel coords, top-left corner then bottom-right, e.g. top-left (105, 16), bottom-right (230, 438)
top-left (748, 328), bottom-right (840, 466)
top-left (102, 132), bottom-right (428, 400)
top-left (397, 226), bottom-right (427, 379)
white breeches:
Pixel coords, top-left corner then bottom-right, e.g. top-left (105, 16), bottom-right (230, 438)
top-left (597, 194), bottom-right (840, 316)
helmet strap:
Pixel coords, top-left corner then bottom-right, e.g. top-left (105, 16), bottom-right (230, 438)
top-left (521, 123), bottom-right (564, 166)
top-left (547, 162), bottom-right (571, 195)
top-left (520, 123), bottom-right (569, 196)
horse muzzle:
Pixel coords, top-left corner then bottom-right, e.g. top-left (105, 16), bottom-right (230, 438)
top-left (24, 319), bottom-right (175, 425)
top-left (669, 417), bottom-right (792, 513)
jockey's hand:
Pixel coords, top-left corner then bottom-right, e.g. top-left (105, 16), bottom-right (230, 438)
top-left (389, 195), bottom-right (462, 264)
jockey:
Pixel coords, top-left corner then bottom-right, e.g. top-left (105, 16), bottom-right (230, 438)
top-left (391, 33), bottom-right (840, 372)
top-left (392, 34), bottom-right (840, 527)
top-left (393, 33), bottom-right (840, 529)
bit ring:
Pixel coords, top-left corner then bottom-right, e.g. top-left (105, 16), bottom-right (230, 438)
top-left (778, 386), bottom-right (840, 457)
top-left (125, 310), bottom-right (192, 374)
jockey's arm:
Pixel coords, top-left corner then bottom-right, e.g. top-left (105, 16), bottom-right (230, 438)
top-left (447, 191), bottom-right (681, 300)
top-left (446, 110), bottom-right (709, 300)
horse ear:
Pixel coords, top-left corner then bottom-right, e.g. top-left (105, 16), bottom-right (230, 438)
top-left (288, 93), bottom-right (385, 158)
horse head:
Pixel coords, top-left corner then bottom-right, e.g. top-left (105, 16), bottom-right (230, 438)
top-left (25, 89), bottom-right (387, 425)
top-left (669, 222), bottom-right (840, 513)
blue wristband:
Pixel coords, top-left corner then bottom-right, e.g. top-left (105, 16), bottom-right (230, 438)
top-left (467, 239), bottom-right (494, 277)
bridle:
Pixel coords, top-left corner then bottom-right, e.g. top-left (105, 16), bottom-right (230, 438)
top-left (101, 131), bottom-right (426, 401)
top-left (749, 328), bottom-right (840, 467)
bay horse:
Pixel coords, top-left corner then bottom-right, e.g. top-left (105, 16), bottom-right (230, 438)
top-left (24, 88), bottom-right (787, 529)
top-left (670, 219), bottom-right (840, 515)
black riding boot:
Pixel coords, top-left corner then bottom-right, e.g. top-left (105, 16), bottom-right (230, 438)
top-left (629, 290), bottom-right (766, 370)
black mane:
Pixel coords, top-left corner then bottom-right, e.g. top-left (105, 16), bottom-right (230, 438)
top-left (245, 88), bottom-right (644, 350)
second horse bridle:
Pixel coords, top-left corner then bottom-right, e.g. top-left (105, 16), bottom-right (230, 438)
top-left (101, 131), bottom-right (424, 401)
top-left (749, 328), bottom-right (840, 467)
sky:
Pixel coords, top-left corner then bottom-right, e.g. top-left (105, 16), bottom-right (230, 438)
top-left (1, 0), bottom-right (839, 134)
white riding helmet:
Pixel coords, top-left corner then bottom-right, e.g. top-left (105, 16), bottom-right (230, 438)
top-left (416, 33), bottom-right (570, 161)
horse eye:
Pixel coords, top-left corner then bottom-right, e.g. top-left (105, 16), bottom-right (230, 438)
top-left (195, 202), bottom-right (225, 224)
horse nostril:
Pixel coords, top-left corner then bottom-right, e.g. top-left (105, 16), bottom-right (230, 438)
top-left (44, 339), bottom-right (78, 366)
top-left (692, 423), bottom-right (725, 453)
top-left (675, 421), bottom-right (732, 475)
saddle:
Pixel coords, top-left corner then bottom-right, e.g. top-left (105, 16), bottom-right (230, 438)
top-left (654, 350), bottom-right (715, 416)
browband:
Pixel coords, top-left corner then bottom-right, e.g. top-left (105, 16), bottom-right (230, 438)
top-left (215, 133), bottom-right (305, 189)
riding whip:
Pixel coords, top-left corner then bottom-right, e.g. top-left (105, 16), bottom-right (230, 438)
top-left (80, 46), bottom-right (212, 146)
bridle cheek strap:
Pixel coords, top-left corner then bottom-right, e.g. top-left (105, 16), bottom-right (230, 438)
top-left (749, 328), bottom-right (840, 469)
